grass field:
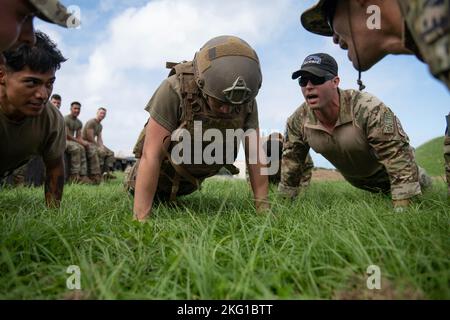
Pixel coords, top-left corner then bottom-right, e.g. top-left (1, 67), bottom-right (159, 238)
top-left (0, 173), bottom-right (448, 300)
top-left (415, 136), bottom-right (446, 177)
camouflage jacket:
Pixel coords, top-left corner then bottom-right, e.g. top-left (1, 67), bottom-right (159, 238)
top-left (279, 89), bottom-right (421, 201)
top-left (398, 0), bottom-right (450, 89)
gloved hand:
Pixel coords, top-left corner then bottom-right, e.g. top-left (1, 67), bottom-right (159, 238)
top-left (392, 199), bottom-right (410, 213)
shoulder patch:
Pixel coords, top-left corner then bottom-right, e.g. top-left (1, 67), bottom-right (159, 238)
top-left (383, 111), bottom-right (394, 134)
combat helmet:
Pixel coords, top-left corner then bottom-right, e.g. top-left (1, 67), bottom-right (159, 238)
top-left (193, 35), bottom-right (262, 105)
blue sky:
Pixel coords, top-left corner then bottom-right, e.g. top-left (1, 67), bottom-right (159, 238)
top-left (38, 0), bottom-right (449, 168)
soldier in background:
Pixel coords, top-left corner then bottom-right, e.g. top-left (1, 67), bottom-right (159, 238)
top-left (0, 0), bottom-right (80, 63)
top-left (64, 102), bottom-right (101, 184)
top-left (279, 53), bottom-right (432, 211)
top-left (50, 94), bottom-right (62, 109)
top-left (82, 108), bottom-right (116, 180)
top-left (262, 132), bottom-right (313, 188)
top-left (300, 0), bottom-right (449, 196)
top-left (127, 35), bottom-right (270, 221)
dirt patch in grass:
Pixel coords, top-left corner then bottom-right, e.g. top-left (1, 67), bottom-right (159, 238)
top-left (333, 276), bottom-right (424, 300)
top-left (62, 290), bottom-right (91, 300)
top-left (312, 169), bottom-right (344, 182)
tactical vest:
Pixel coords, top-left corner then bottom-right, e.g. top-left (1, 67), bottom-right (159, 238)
top-left (133, 61), bottom-right (253, 200)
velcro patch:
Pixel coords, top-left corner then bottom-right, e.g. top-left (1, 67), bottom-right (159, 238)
top-left (383, 111), bottom-right (394, 134)
top-left (303, 55), bottom-right (321, 66)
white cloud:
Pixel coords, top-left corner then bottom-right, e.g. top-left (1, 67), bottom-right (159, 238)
top-left (87, 0), bottom-right (293, 83)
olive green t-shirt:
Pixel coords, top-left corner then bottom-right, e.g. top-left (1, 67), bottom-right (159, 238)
top-left (144, 75), bottom-right (260, 132)
top-left (64, 115), bottom-right (83, 138)
top-left (0, 102), bottom-right (66, 177)
top-left (82, 118), bottom-right (102, 140)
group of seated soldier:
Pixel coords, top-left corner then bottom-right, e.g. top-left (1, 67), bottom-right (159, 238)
top-left (3, 99), bottom-right (116, 187)
top-left (62, 102), bottom-right (116, 185)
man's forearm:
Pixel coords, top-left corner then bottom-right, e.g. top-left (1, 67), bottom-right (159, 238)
top-left (133, 156), bottom-right (162, 220)
top-left (76, 137), bottom-right (88, 146)
top-left (66, 135), bottom-right (77, 142)
top-left (248, 162), bottom-right (269, 207)
top-left (45, 157), bottom-right (65, 208)
top-left (278, 155), bottom-right (306, 198)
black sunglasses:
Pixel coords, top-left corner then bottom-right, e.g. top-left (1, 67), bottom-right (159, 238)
top-left (298, 74), bottom-right (335, 87)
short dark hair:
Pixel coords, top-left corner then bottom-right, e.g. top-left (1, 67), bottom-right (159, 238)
top-left (51, 94), bottom-right (62, 101)
top-left (98, 107), bottom-right (107, 112)
top-left (3, 31), bottom-right (67, 73)
top-left (71, 101), bottom-right (81, 108)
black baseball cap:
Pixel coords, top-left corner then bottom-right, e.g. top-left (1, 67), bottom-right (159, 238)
top-left (292, 53), bottom-right (338, 79)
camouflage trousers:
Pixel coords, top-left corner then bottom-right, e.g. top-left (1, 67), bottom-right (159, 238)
top-left (66, 141), bottom-right (100, 175)
top-left (90, 144), bottom-right (115, 173)
top-left (268, 153), bottom-right (314, 186)
top-left (10, 162), bottom-right (28, 186)
top-left (344, 165), bottom-right (432, 200)
top-left (66, 141), bottom-right (87, 175)
top-left (298, 153), bottom-right (313, 188)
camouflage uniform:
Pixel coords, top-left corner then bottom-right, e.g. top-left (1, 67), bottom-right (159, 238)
top-left (279, 89), bottom-right (431, 200)
top-left (28, 0), bottom-right (81, 28)
top-left (397, 0), bottom-right (450, 194)
top-left (64, 115), bottom-right (100, 176)
top-left (10, 162), bottom-right (28, 186)
top-left (65, 141), bottom-right (86, 175)
top-left (82, 119), bottom-right (114, 174)
top-left (301, 0), bottom-right (449, 194)
top-left (397, 0), bottom-right (450, 89)
top-left (262, 132), bottom-right (313, 186)
top-left (97, 145), bottom-right (115, 172)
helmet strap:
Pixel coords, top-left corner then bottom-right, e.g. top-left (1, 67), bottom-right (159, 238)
top-left (347, 1), bottom-right (366, 91)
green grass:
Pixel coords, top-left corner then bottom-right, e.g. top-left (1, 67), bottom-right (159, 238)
top-left (0, 174), bottom-right (449, 300)
top-left (416, 136), bottom-right (446, 177)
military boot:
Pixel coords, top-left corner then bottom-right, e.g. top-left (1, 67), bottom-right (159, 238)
top-left (418, 166), bottom-right (433, 191)
top-left (79, 175), bottom-right (93, 184)
top-left (89, 174), bottom-right (102, 185)
top-left (68, 174), bottom-right (81, 184)
top-left (102, 172), bottom-right (116, 181)
top-left (12, 174), bottom-right (25, 187)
